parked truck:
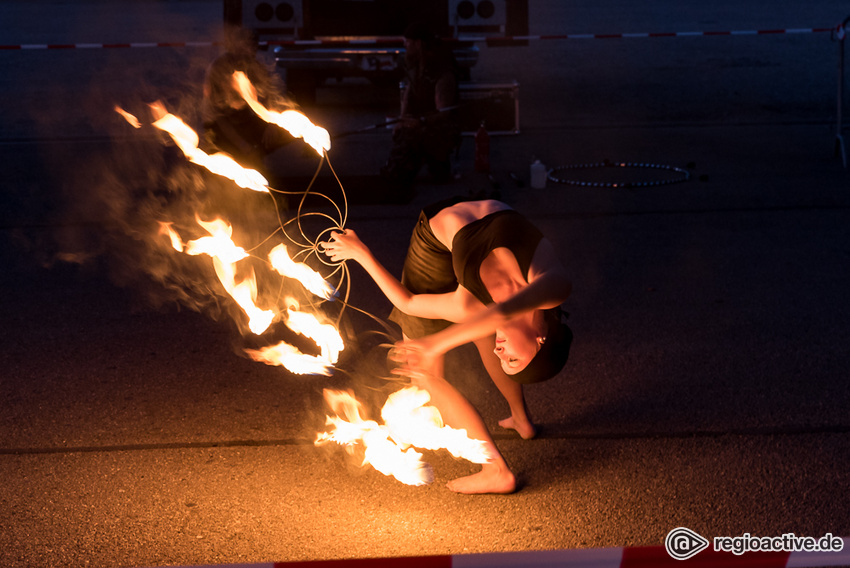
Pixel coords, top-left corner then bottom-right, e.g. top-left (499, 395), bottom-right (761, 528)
top-left (224, 0), bottom-right (528, 103)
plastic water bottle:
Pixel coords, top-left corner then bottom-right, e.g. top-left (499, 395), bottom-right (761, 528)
top-left (530, 159), bottom-right (547, 188)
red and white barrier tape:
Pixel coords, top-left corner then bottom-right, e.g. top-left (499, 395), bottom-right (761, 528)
top-left (145, 538), bottom-right (850, 568)
top-left (476, 26), bottom-right (833, 43)
top-left (0, 26), bottom-right (839, 51)
top-left (0, 41), bottom-right (221, 50)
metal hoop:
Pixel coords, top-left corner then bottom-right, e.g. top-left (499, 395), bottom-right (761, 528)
top-left (547, 161), bottom-right (691, 188)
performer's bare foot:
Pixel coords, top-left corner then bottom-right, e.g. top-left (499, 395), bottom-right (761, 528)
top-left (499, 416), bottom-right (536, 439)
top-left (447, 465), bottom-right (516, 494)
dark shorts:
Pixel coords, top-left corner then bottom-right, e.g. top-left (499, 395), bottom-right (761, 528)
top-left (388, 203), bottom-right (462, 339)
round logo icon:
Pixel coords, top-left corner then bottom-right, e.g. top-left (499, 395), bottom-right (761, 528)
top-left (665, 527), bottom-right (710, 560)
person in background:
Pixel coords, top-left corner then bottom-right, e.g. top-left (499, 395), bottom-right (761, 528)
top-left (379, 23), bottom-right (462, 199)
top-left (201, 26), bottom-right (294, 173)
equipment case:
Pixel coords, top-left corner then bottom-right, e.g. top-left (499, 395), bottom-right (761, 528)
top-left (458, 81), bottom-right (520, 135)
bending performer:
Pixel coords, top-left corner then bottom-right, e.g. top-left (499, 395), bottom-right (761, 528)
top-left (320, 198), bottom-right (573, 494)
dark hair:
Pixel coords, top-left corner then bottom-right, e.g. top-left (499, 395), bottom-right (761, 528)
top-left (403, 22), bottom-right (436, 45)
top-left (509, 308), bottom-right (572, 384)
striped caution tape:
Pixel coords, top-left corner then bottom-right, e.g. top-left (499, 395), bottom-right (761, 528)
top-left (476, 26), bottom-right (834, 46)
top-left (143, 537), bottom-right (850, 568)
top-left (0, 41), bottom-right (221, 50)
top-left (0, 25), bottom-right (839, 51)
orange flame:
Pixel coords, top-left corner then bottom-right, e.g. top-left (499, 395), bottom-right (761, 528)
top-left (184, 217), bottom-right (248, 263)
top-left (114, 106), bottom-right (141, 128)
top-left (120, 99), bottom-right (347, 377)
top-left (316, 387), bottom-right (492, 485)
top-left (157, 221), bottom-right (183, 252)
top-left (157, 217), bottom-right (342, 368)
top-left (382, 387), bottom-right (491, 464)
top-left (268, 244), bottom-right (337, 301)
top-left (183, 217), bottom-right (275, 335)
top-left (151, 110), bottom-right (270, 193)
top-left (285, 307), bottom-right (344, 363)
top-left (215, 261), bottom-right (275, 335)
top-left (316, 389), bottom-right (433, 486)
top-left (233, 71), bottom-right (331, 156)
top-left (245, 340), bottom-right (333, 376)
top-left (244, 302), bottom-right (343, 375)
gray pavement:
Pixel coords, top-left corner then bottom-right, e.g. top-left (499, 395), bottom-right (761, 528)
top-left (2, 2), bottom-right (850, 567)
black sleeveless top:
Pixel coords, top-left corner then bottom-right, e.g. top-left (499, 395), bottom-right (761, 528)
top-left (451, 210), bottom-right (544, 305)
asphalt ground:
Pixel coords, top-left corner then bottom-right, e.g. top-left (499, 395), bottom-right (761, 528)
top-left (2, 2), bottom-right (850, 567)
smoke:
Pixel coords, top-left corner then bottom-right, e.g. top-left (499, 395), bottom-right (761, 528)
top-left (9, 19), bottom-right (402, 392)
top-left (35, 36), bottom-right (334, 341)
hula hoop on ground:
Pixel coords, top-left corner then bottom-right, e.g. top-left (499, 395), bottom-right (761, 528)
top-left (547, 161), bottom-right (690, 188)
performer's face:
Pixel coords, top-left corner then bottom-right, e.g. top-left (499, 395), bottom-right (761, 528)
top-left (493, 315), bottom-right (543, 374)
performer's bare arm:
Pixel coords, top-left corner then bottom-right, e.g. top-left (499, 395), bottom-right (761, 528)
top-left (397, 239), bottom-right (572, 365)
top-left (319, 229), bottom-right (471, 322)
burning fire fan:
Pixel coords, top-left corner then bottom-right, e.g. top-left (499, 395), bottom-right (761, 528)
top-left (114, 71), bottom-right (490, 485)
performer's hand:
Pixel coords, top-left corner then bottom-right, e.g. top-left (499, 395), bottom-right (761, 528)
top-left (389, 336), bottom-right (438, 379)
top-left (394, 115), bottom-right (422, 132)
top-left (318, 229), bottom-right (368, 263)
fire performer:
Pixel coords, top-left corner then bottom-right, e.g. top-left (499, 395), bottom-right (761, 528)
top-left (379, 23), bottom-right (462, 200)
top-left (320, 197), bottom-right (572, 494)
top-left (202, 27), bottom-right (294, 173)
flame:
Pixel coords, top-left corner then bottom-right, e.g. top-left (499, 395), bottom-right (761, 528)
top-left (155, 216), bottom-right (343, 367)
top-left (233, 71), bottom-right (331, 156)
top-left (183, 217), bottom-right (276, 335)
top-left (157, 221), bottom-right (183, 252)
top-left (382, 388), bottom-right (491, 464)
top-left (285, 307), bottom-right (344, 364)
top-left (115, 81), bottom-right (498, 489)
top-left (316, 387), bottom-right (492, 486)
top-left (152, 111), bottom-right (270, 193)
top-left (316, 389), bottom-right (433, 486)
top-left (215, 260), bottom-right (275, 335)
top-left (244, 303), bottom-right (343, 375)
top-left (118, 97), bottom-right (349, 380)
top-left (184, 217), bottom-right (248, 264)
top-left (114, 106), bottom-right (141, 128)
top-left (268, 244), bottom-right (337, 301)
top-left (245, 340), bottom-right (333, 376)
